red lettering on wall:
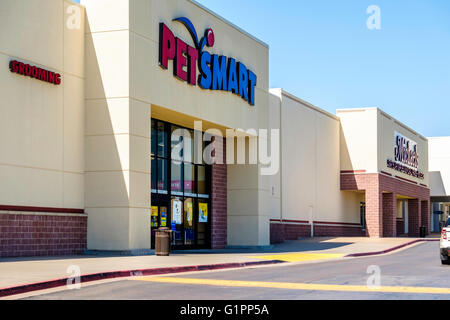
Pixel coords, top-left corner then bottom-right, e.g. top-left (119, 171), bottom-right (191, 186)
top-left (18, 62), bottom-right (25, 75)
top-left (174, 38), bottom-right (188, 81)
top-left (9, 59), bottom-right (62, 85)
top-left (159, 23), bottom-right (176, 69)
top-left (48, 72), bottom-right (55, 84)
top-left (25, 64), bottom-right (31, 76)
top-left (187, 45), bottom-right (198, 85)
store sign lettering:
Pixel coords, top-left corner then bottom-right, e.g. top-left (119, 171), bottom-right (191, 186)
top-left (9, 60), bottom-right (61, 85)
top-left (159, 17), bottom-right (257, 106)
top-left (394, 131), bottom-right (419, 168)
top-left (387, 132), bottom-right (424, 180)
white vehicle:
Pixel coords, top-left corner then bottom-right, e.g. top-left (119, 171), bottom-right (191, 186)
top-left (440, 219), bottom-right (450, 265)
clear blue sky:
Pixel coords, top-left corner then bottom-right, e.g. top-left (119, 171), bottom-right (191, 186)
top-left (75, 0), bottom-right (450, 137)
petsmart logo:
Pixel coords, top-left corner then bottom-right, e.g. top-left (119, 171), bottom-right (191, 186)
top-left (159, 17), bottom-right (257, 106)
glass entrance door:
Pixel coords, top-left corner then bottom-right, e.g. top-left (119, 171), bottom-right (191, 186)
top-left (151, 118), bottom-right (212, 249)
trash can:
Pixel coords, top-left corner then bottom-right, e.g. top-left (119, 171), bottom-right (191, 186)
top-left (419, 226), bottom-right (426, 238)
top-left (155, 227), bottom-right (172, 256)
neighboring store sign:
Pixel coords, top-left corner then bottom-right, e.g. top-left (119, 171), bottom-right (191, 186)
top-left (9, 60), bottom-right (61, 85)
top-left (159, 17), bottom-right (257, 106)
top-left (387, 131), bottom-right (424, 180)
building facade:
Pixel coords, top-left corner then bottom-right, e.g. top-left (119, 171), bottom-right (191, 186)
top-left (0, 0), bottom-right (434, 258)
top-left (428, 137), bottom-right (450, 232)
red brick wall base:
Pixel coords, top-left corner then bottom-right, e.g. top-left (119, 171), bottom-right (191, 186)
top-left (270, 222), bottom-right (365, 244)
top-left (0, 213), bottom-right (87, 258)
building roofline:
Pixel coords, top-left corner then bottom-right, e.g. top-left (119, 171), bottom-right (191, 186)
top-left (270, 88), bottom-right (339, 121)
top-left (189, 0), bottom-right (269, 49)
top-left (336, 107), bottom-right (427, 141)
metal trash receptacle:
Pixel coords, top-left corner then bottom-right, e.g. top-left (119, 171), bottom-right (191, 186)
top-left (419, 226), bottom-right (426, 238)
top-left (155, 227), bottom-right (172, 256)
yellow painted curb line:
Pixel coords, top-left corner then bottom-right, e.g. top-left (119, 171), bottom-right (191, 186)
top-left (133, 277), bottom-right (450, 295)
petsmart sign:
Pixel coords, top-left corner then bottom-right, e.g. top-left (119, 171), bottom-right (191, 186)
top-left (159, 17), bottom-right (257, 106)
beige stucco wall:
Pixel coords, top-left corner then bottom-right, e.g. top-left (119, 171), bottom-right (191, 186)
top-left (429, 137), bottom-right (450, 196)
top-left (338, 108), bottom-right (378, 173)
top-left (338, 108), bottom-right (429, 188)
top-left (83, 0), bottom-right (271, 249)
top-left (272, 90), bottom-right (360, 225)
top-left (0, 0), bottom-right (85, 209)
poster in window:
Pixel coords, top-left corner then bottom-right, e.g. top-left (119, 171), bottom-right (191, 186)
top-left (160, 207), bottom-right (167, 227)
top-left (151, 206), bottom-right (158, 227)
top-left (199, 203), bottom-right (208, 223)
top-left (172, 199), bottom-right (182, 225)
top-left (186, 201), bottom-right (193, 227)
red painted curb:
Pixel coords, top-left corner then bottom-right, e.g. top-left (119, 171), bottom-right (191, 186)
top-left (0, 259), bottom-right (284, 298)
top-left (345, 239), bottom-right (439, 258)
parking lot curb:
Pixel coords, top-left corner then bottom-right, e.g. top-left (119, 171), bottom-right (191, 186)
top-left (0, 259), bottom-right (284, 298)
top-left (345, 239), bottom-right (439, 258)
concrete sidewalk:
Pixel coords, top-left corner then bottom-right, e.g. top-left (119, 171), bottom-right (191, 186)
top-left (0, 236), bottom-right (439, 291)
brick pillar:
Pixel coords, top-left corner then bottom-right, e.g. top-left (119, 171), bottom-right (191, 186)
top-left (365, 181), bottom-right (382, 238)
top-left (211, 137), bottom-right (227, 249)
top-left (408, 199), bottom-right (421, 237)
top-left (421, 200), bottom-right (430, 236)
top-left (382, 193), bottom-right (397, 237)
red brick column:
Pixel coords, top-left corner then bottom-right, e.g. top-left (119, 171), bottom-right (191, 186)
top-left (365, 181), bottom-right (383, 238)
top-left (408, 199), bottom-right (421, 237)
top-left (382, 192), bottom-right (397, 237)
top-left (211, 137), bottom-right (227, 249)
top-left (421, 200), bottom-right (430, 236)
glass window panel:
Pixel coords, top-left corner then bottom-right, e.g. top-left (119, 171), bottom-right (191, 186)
top-left (151, 156), bottom-right (156, 191)
top-left (171, 197), bottom-right (184, 246)
top-left (157, 159), bottom-right (167, 192)
top-left (184, 163), bottom-right (195, 194)
top-left (171, 160), bottom-right (183, 193)
top-left (171, 126), bottom-right (184, 161)
top-left (184, 198), bottom-right (194, 245)
top-left (157, 122), bottom-right (167, 158)
top-left (185, 129), bottom-right (194, 163)
top-left (197, 165), bottom-right (207, 195)
top-left (193, 129), bottom-right (203, 164)
top-left (151, 120), bottom-right (156, 157)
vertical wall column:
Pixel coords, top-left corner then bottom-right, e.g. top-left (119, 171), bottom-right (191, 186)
top-left (382, 193), bottom-right (397, 237)
top-left (365, 181), bottom-right (383, 238)
top-left (408, 199), bottom-right (421, 237)
top-left (84, 0), bottom-right (151, 252)
top-left (421, 200), bottom-right (430, 236)
top-left (211, 138), bottom-right (227, 249)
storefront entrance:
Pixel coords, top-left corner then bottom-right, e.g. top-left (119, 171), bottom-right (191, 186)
top-left (151, 119), bottom-right (212, 249)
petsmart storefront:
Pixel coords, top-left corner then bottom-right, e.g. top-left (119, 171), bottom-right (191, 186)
top-left (0, 0), bottom-right (430, 258)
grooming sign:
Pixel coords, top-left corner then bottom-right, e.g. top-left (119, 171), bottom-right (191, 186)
top-left (159, 17), bottom-right (257, 106)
